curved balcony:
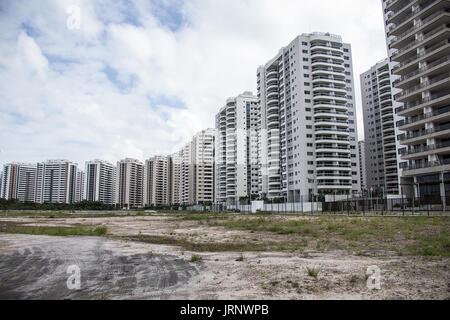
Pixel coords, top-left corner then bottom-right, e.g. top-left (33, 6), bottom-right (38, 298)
top-left (314, 111), bottom-right (349, 119)
top-left (267, 97), bottom-right (279, 106)
top-left (266, 70), bottom-right (278, 79)
top-left (267, 91), bottom-right (279, 100)
top-left (312, 86), bottom-right (347, 95)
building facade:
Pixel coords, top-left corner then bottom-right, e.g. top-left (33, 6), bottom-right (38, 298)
top-left (144, 155), bottom-right (170, 207)
top-left (257, 33), bottom-right (360, 201)
top-left (75, 170), bottom-right (85, 203)
top-left (169, 151), bottom-right (182, 205)
top-left (360, 58), bottom-right (401, 195)
top-left (383, 0), bottom-right (450, 198)
top-left (215, 92), bottom-right (260, 205)
top-left (115, 158), bottom-right (144, 208)
top-left (192, 129), bottom-right (215, 204)
top-left (358, 141), bottom-right (368, 192)
top-left (1, 163), bottom-right (37, 202)
top-left (34, 160), bottom-right (78, 204)
top-left (85, 160), bottom-right (115, 204)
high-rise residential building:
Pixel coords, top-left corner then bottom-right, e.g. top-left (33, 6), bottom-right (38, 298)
top-left (358, 141), bottom-right (368, 192)
top-left (257, 32), bottom-right (360, 201)
top-left (383, 0), bottom-right (450, 197)
top-left (180, 142), bottom-right (194, 205)
top-left (0, 171), bottom-right (3, 198)
top-left (35, 160), bottom-right (78, 204)
top-left (192, 129), bottom-right (215, 204)
top-left (115, 158), bottom-right (144, 209)
top-left (169, 151), bottom-right (181, 205)
top-left (360, 59), bottom-right (401, 195)
top-left (215, 92), bottom-right (260, 205)
top-left (1, 163), bottom-right (37, 202)
top-left (85, 160), bottom-right (115, 204)
top-left (144, 155), bottom-right (170, 207)
top-left (75, 170), bottom-right (85, 203)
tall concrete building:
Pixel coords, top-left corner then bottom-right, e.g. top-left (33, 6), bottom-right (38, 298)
top-left (360, 59), bottom-right (401, 195)
top-left (383, 0), bottom-right (450, 197)
top-left (85, 160), bottom-right (115, 204)
top-left (179, 142), bottom-right (193, 205)
top-left (192, 129), bottom-right (215, 204)
top-left (1, 163), bottom-right (37, 202)
top-left (215, 92), bottom-right (260, 205)
top-left (169, 151), bottom-right (182, 205)
top-left (257, 32), bottom-right (360, 201)
top-left (358, 141), bottom-right (368, 192)
top-left (144, 155), bottom-right (170, 207)
top-left (0, 171), bottom-right (3, 199)
top-left (115, 158), bottom-right (144, 209)
top-left (75, 170), bottom-right (85, 203)
top-left (35, 160), bottom-right (78, 204)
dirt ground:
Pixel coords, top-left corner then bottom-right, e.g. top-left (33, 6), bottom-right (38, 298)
top-left (0, 214), bottom-right (449, 300)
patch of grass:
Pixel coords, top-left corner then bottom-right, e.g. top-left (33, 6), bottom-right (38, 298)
top-left (0, 221), bottom-right (108, 237)
top-left (119, 234), bottom-right (307, 253)
top-left (306, 266), bottom-right (320, 279)
top-left (190, 255), bottom-right (202, 262)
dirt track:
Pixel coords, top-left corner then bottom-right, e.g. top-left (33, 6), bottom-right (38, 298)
top-left (0, 215), bottom-right (449, 300)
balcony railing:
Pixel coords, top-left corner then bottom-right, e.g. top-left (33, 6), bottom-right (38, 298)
top-left (401, 141), bottom-right (450, 156)
top-left (390, 9), bottom-right (450, 45)
top-left (399, 122), bottom-right (450, 141)
top-left (393, 55), bottom-right (450, 86)
top-left (396, 90), bottom-right (450, 113)
top-left (397, 105), bottom-right (450, 127)
top-left (391, 24), bottom-right (450, 58)
top-left (395, 72), bottom-right (450, 100)
top-left (392, 39), bottom-right (450, 71)
top-left (403, 159), bottom-right (450, 171)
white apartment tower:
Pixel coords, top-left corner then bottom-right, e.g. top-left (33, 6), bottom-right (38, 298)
top-left (179, 143), bottom-right (193, 204)
top-left (1, 163), bottom-right (37, 202)
top-left (215, 92), bottom-right (260, 205)
top-left (116, 158), bottom-right (144, 208)
top-left (144, 155), bottom-right (170, 207)
top-left (382, 0), bottom-right (450, 198)
top-left (35, 160), bottom-right (78, 204)
top-left (75, 170), bottom-right (85, 203)
top-left (85, 160), bottom-right (115, 204)
top-left (170, 151), bottom-right (182, 205)
top-left (358, 141), bottom-right (368, 192)
top-left (257, 33), bottom-right (360, 201)
top-left (361, 59), bottom-right (401, 195)
top-left (192, 129), bottom-right (215, 204)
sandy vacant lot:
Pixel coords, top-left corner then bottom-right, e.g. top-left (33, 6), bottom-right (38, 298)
top-left (0, 213), bottom-right (449, 300)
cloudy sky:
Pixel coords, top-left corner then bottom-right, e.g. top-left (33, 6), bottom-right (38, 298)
top-left (0, 0), bottom-right (388, 167)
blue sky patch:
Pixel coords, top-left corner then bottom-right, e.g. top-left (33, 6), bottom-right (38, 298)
top-left (151, 0), bottom-right (186, 32)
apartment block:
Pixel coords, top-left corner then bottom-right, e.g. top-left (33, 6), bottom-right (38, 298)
top-left (75, 170), bottom-right (85, 203)
top-left (85, 160), bottom-right (115, 204)
top-left (215, 92), bottom-right (260, 205)
top-left (383, 0), bottom-right (450, 197)
top-left (144, 155), bottom-right (170, 206)
top-left (179, 143), bottom-right (194, 204)
top-left (257, 32), bottom-right (360, 201)
top-left (358, 141), bottom-right (368, 191)
top-left (169, 151), bottom-right (182, 205)
top-left (1, 163), bottom-right (37, 202)
top-left (192, 129), bottom-right (215, 204)
top-left (115, 158), bottom-right (144, 209)
top-left (361, 59), bottom-right (401, 195)
top-left (35, 160), bottom-right (78, 204)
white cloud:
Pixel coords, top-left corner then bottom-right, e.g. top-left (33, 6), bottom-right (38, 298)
top-left (0, 0), bottom-right (388, 168)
